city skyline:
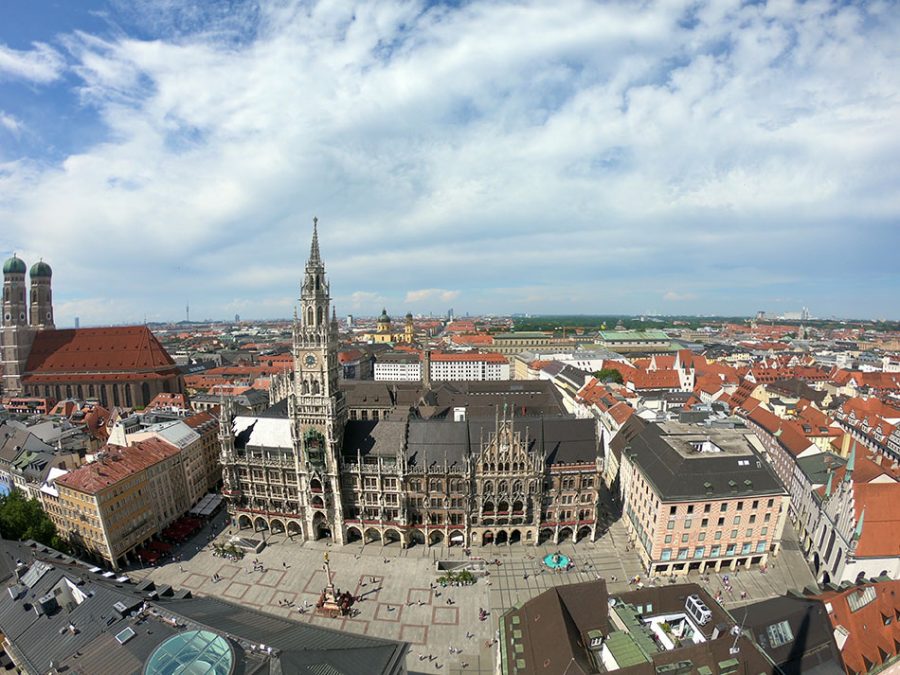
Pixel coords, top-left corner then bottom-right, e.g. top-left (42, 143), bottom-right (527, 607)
top-left (1, 0), bottom-right (899, 324)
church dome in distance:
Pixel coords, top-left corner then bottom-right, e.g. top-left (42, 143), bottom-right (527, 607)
top-left (3, 254), bottom-right (26, 275)
top-left (29, 260), bottom-right (52, 278)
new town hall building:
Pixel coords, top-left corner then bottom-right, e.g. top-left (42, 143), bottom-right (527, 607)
top-left (218, 222), bottom-right (606, 548)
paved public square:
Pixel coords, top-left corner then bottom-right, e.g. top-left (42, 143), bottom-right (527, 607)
top-left (131, 518), bottom-right (817, 675)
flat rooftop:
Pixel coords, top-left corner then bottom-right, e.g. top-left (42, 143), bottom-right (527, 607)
top-left (626, 422), bottom-right (785, 500)
top-left (656, 422), bottom-right (755, 458)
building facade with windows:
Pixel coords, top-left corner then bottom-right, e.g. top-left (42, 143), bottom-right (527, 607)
top-left (47, 438), bottom-right (188, 569)
top-left (219, 222), bottom-right (606, 548)
top-left (620, 421), bottom-right (789, 575)
top-left (373, 352), bottom-right (421, 381)
top-left (429, 352), bottom-right (511, 381)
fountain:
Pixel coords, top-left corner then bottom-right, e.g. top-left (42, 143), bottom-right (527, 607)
top-left (542, 550), bottom-right (571, 571)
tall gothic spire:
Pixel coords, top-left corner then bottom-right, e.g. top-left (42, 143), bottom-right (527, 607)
top-left (309, 216), bottom-right (321, 264)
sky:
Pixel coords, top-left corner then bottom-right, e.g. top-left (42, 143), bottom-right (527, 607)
top-left (1, 0), bottom-right (899, 326)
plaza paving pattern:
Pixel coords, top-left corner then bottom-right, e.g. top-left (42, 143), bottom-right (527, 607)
top-left (132, 520), bottom-right (816, 675)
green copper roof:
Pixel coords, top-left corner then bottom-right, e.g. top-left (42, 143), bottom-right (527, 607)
top-left (597, 330), bottom-right (670, 341)
top-left (3, 255), bottom-right (26, 275)
top-left (29, 260), bottom-right (52, 278)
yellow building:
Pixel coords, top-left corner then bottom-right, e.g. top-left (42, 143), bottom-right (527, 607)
top-left (49, 438), bottom-right (189, 569)
top-left (404, 312), bottom-right (414, 343)
top-left (362, 309), bottom-right (408, 344)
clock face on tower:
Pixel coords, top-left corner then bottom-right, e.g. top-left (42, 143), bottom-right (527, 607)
top-left (305, 353), bottom-right (317, 367)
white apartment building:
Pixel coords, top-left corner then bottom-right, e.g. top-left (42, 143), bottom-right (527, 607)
top-left (374, 353), bottom-right (421, 381)
top-left (429, 353), bottom-right (510, 381)
top-left (374, 351), bottom-right (511, 382)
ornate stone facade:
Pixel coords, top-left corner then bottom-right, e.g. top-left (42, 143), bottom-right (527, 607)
top-left (219, 221), bottom-right (606, 547)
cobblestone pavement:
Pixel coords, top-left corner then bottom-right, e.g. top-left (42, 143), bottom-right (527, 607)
top-left (131, 519), bottom-right (816, 675)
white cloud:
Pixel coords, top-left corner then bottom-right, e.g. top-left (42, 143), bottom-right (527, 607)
top-left (405, 289), bottom-right (460, 303)
top-left (0, 111), bottom-right (22, 136)
top-left (0, 1), bottom-right (898, 320)
top-left (347, 291), bottom-right (385, 312)
top-left (663, 291), bottom-right (697, 302)
top-left (0, 42), bottom-right (66, 83)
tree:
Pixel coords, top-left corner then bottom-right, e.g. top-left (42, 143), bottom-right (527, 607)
top-left (593, 367), bottom-right (624, 384)
top-left (0, 491), bottom-right (67, 552)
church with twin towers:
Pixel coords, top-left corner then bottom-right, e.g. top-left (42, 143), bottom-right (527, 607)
top-left (218, 219), bottom-right (606, 549)
top-left (2, 254), bottom-right (183, 407)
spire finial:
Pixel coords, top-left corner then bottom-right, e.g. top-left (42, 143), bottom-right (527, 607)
top-left (309, 217), bottom-right (321, 263)
top-left (845, 444), bottom-right (856, 479)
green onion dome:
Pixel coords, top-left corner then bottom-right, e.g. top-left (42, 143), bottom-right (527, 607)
top-left (3, 255), bottom-right (26, 275)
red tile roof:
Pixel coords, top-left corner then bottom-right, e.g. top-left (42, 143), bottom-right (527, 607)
top-left (430, 352), bottom-right (508, 363)
top-left (24, 326), bottom-right (177, 377)
top-left (675, 349), bottom-right (696, 369)
top-left (815, 453), bottom-right (900, 493)
top-left (205, 365), bottom-right (284, 377)
top-left (793, 402), bottom-right (841, 439)
top-left (853, 483), bottom-right (900, 558)
top-left (55, 438), bottom-right (180, 494)
top-left (450, 334), bottom-right (494, 346)
top-left (748, 366), bottom-right (796, 383)
top-left (694, 375), bottom-right (724, 395)
top-left (445, 321), bottom-right (477, 333)
top-left (816, 580), bottom-right (900, 674)
top-left (745, 406), bottom-right (815, 456)
top-left (607, 402), bottom-right (635, 425)
top-left (260, 353), bottom-right (294, 367)
top-left (184, 410), bottom-right (218, 431)
top-left (624, 368), bottom-right (681, 390)
top-left (146, 392), bottom-right (189, 409)
top-left (841, 397), bottom-right (900, 421)
top-left (649, 355), bottom-right (675, 370)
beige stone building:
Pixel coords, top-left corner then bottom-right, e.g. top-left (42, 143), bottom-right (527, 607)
top-left (41, 430), bottom-right (211, 569)
top-left (46, 438), bottom-right (195, 569)
top-left (481, 332), bottom-right (578, 357)
top-left (126, 412), bottom-right (221, 508)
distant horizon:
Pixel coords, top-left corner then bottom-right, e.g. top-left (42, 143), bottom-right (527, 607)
top-left (58, 311), bottom-right (900, 330)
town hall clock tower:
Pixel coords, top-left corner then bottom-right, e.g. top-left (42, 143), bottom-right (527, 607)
top-left (290, 218), bottom-right (348, 543)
